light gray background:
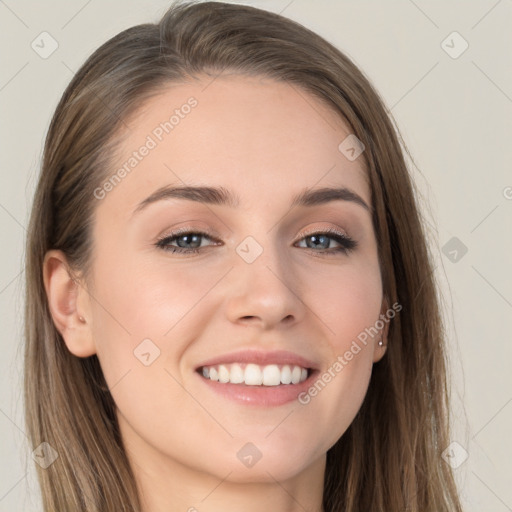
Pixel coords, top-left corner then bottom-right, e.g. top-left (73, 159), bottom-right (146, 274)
top-left (1, 0), bottom-right (511, 510)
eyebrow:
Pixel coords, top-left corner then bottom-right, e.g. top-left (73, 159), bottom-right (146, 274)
top-left (132, 184), bottom-right (371, 215)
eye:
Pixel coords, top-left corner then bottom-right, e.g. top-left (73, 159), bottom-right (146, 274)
top-left (155, 227), bottom-right (358, 256)
top-left (294, 228), bottom-right (358, 256)
top-left (156, 229), bottom-right (219, 254)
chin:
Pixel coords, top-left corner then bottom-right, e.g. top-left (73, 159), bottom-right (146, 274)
top-left (203, 439), bottom-right (321, 484)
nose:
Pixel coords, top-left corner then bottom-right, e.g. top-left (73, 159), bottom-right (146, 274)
top-left (223, 242), bottom-right (306, 330)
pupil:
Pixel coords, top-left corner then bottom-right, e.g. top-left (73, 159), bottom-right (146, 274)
top-left (309, 234), bottom-right (328, 249)
top-left (179, 234), bottom-right (201, 248)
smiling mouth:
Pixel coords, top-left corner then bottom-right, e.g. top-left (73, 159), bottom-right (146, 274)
top-left (198, 363), bottom-right (311, 386)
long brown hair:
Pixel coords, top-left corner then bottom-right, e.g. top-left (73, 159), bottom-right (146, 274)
top-left (24, 1), bottom-right (464, 510)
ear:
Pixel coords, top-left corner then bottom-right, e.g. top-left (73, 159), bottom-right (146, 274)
top-left (372, 294), bottom-right (390, 363)
top-left (43, 250), bottom-right (96, 358)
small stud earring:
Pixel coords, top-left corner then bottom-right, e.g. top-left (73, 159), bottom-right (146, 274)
top-left (378, 339), bottom-right (383, 346)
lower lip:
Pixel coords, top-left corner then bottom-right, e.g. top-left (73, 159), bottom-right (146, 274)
top-left (196, 370), bottom-right (318, 406)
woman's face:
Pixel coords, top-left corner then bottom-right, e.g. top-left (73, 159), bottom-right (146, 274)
top-left (80, 75), bottom-right (387, 484)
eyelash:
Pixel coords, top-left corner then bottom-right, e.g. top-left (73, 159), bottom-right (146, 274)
top-left (155, 227), bottom-right (358, 256)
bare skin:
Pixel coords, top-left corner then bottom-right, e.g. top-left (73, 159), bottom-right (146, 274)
top-left (44, 74), bottom-right (388, 512)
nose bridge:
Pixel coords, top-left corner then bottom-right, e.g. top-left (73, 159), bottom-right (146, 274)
top-left (238, 229), bottom-right (291, 281)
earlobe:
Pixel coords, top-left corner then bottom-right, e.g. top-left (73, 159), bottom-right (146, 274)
top-left (372, 295), bottom-right (390, 363)
top-left (43, 250), bottom-right (96, 358)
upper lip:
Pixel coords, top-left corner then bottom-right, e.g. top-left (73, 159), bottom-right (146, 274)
top-left (195, 349), bottom-right (318, 371)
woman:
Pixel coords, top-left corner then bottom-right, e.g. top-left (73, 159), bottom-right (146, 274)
top-left (24, 1), bottom-right (464, 510)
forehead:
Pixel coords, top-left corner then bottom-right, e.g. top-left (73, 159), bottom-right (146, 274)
top-left (100, 74), bottom-right (370, 215)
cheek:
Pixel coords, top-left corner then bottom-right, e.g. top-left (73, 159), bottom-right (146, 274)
top-left (89, 253), bottom-right (215, 346)
top-left (86, 258), bottom-right (220, 467)
top-left (291, 262), bottom-right (381, 442)
top-left (87, 251), bottom-right (229, 423)
top-left (305, 259), bottom-right (383, 347)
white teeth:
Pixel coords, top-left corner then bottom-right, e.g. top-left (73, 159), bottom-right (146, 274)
top-left (218, 364), bottom-right (230, 383)
top-left (201, 363), bottom-right (309, 386)
top-left (262, 364), bottom-right (281, 386)
top-left (229, 363), bottom-right (244, 384)
top-left (291, 366), bottom-right (302, 384)
top-left (244, 364), bottom-right (263, 385)
top-left (280, 365), bottom-right (292, 384)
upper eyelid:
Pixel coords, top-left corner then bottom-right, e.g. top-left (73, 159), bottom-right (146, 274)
top-left (298, 226), bottom-right (349, 238)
